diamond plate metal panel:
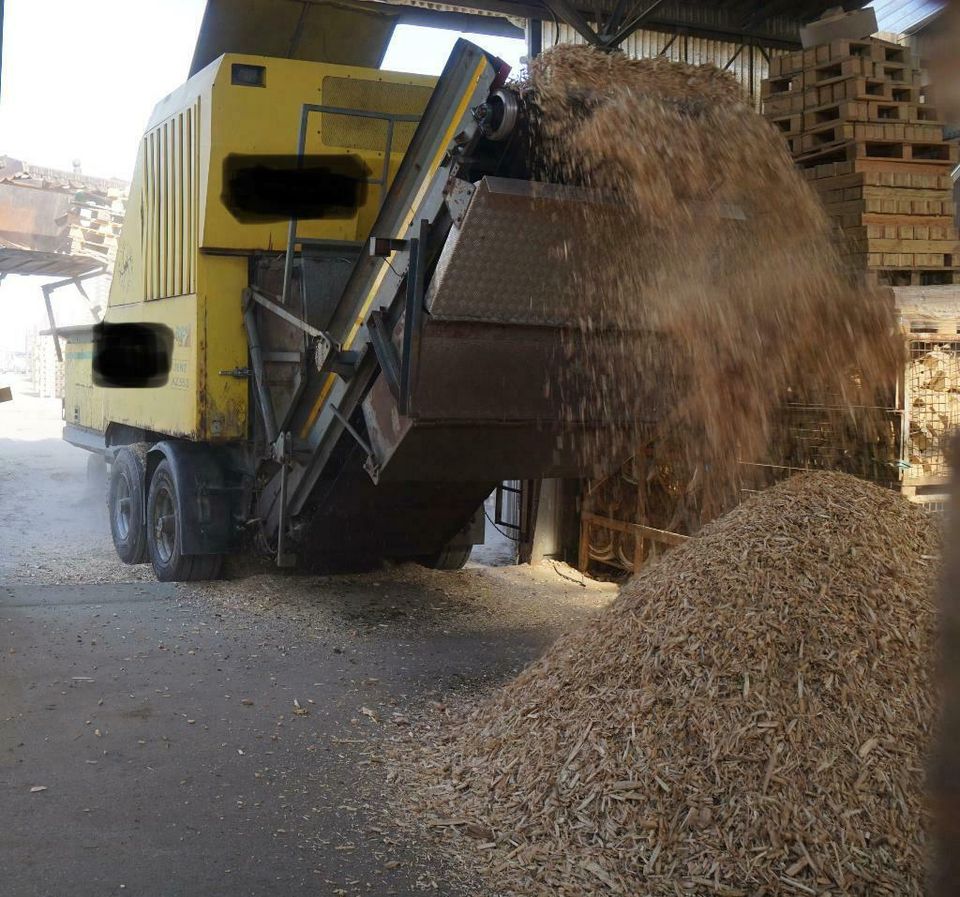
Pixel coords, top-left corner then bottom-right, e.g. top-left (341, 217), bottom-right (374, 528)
top-left (426, 176), bottom-right (614, 326)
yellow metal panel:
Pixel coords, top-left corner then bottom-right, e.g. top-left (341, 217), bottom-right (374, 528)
top-left (300, 54), bottom-right (487, 436)
top-left (99, 53), bottom-right (436, 445)
top-left (91, 295), bottom-right (202, 438)
top-left (197, 256), bottom-right (248, 440)
top-left (63, 335), bottom-right (105, 433)
top-left (201, 55), bottom-right (435, 251)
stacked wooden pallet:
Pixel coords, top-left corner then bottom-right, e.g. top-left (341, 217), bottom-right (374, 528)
top-left (30, 332), bottom-right (65, 399)
top-left (763, 36), bottom-right (959, 286)
top-left (64, 187), bottom-right (126, 275)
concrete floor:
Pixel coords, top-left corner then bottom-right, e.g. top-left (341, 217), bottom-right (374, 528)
top-left (0, 378), bottom-right (612, 896)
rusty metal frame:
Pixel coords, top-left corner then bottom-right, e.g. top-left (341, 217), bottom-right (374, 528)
top-left (577, 510), bottom-right (690, 572)
top-left (40, 269), bottom-right (107, 362)
top-left (280, 102), bottom-right (422, 311)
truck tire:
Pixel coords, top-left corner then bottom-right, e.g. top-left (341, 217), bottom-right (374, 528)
top-left (108, 448), bottom-right (148, 564)
top-left (416, 544), bottom-right (473, 571)
top-left (146, 459), bottom-right (223, 582)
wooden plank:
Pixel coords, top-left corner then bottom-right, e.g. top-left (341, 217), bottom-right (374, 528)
top-left (807, 170), bottom-right (952, 190)
top-left (844, 223), bottom-right (958, 241)
top-left (846, 238), bottom-right (958, 254)
top-left (822, 197), bottom-right (955, 216)
top-left (804, 55), bottom-right (876, 87)
top-left (580, 512), bottom-right (691, 547)
top-left (796, 141), bottom-right (957, 170)
top-left (859, 213), bottom-right (957, 228)
top-left (577, 516), bottom-right (589, 572)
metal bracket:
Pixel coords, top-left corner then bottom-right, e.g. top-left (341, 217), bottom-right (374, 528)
top-left (369, 236), bottom-right (409, 257)
top-left (444, 178), bottom-right (476, 227)
top-left (314, 340), bottom-right (360, 380)
top-left (399, 219), bottom-right (429, 416)
top-left (246, 286), bottom-right (324, 339)
top-left (40, 269), bottom-right (107, 362)
top-left (219, 367), bottom-right (252, 379)
top-left (367, 309), bottom-right (401, 399)
top-left (330, 404), bottom-right (380, 480)
top-left (274, 431), bottom-right (297, 568)
top-left (246, 286), bottom-right (358, 382)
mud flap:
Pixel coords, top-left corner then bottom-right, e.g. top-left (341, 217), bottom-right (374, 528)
top-left (146, 441), bottom-right (236, 555)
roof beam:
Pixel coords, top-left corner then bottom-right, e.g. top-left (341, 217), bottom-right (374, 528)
top-left (605, 0), bottom-right (669, 47)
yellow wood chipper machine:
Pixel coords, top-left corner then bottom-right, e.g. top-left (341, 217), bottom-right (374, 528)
top-left (62, 40), bottom-right (619, 580)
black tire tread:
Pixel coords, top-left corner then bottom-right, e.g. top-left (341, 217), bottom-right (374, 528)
top-left (417, 544), bottom-right (472, 571)
top-left (146, 460), bottom-right (222, 582)
top-left (108, 447), bottom-right (148, 565)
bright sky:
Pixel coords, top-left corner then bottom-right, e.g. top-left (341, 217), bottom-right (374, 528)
top-left (0, 0), bottom-right (207, 182)
top-left (0, 2), bottom-right (525, 181)
top-left (383, 24), bottom-right (525, 77)
top-left (0, 1), bottom-right (525, 350)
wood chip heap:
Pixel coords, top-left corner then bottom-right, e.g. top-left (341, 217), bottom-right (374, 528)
top-left (762, 37), bottom-right (960, 286)
top-left (393, 472), bottom-right (938, 895)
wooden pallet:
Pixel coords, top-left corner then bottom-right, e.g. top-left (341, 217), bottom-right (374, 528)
top-left (825, 196), bottom-right (956, 217)
top-left (843, 236), bottom-right (958, 257)
top-left (801, 99), bottom-right (941, 130)
top-left (829, 212), bottom-right (957, 231)
top-left (803, 164), bottom-right (952, 188)
top-left (870, 269), bottom-right (960, 286)
top-left (815, 184), bottom-right (955, 207)
top-left (794, 138), bottom-right (958, 168)
top-left (843, 223), bottom-right (958, 242)
top-left (847, 250), bottom-right (959, 269)
top-left (796, 120), bottom-right (947, 152)
top-left (762, 35), bottom-right (959, 289)
top-left (770, 37), bottom-right (913, 77)
top-left (765, 76), bottom-right (924, 114)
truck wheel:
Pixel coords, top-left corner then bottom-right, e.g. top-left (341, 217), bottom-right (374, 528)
top-left (146, 459), bottom-right (223, 582)
top-left (416, 544), bottom-right (473, 571)
top-left (108, 448), bottom-right (148, 564)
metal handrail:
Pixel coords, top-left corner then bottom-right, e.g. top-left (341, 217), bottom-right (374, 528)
top-left (280, 103), bottom-right (422, 312)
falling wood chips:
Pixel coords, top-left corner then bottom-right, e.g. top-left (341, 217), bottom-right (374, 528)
top-left (387, 472), bottom-right (939, 896)
top-left (523, 45), bottom-right (901, 526)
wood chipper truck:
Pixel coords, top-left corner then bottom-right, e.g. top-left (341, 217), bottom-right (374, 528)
top-left (62, 40), bottom-right (620, 581)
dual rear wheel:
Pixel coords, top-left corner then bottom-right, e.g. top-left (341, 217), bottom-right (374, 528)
top-left (107, 446), bottom-right (471, 577)
top-left (108, 448), bottom-right (221, 581)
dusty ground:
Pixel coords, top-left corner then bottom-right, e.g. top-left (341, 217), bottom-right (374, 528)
top-left (0, 376), bottom-right (615, 896)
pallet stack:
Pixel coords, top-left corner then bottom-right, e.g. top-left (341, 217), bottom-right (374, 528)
top-left (63, 187), bottom-right (126, 274)
top-left (763, 36), bottom-right (959, 286)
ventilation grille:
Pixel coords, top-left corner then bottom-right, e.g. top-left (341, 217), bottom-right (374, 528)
top-left (319, 77), bottom-right (432, 154)
top-left (141, 101), bottom-right (200, 299)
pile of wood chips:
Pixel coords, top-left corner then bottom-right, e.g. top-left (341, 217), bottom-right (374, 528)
top-left (391, 472), bottom-right (938, 896)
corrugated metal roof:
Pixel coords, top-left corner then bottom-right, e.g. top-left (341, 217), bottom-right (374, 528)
top-left (870, 0), bottom-right (945, 34)
top-left (542, 21), bottom-right (778, 105)
top-left (0, 248), bottom-right (104, 279)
